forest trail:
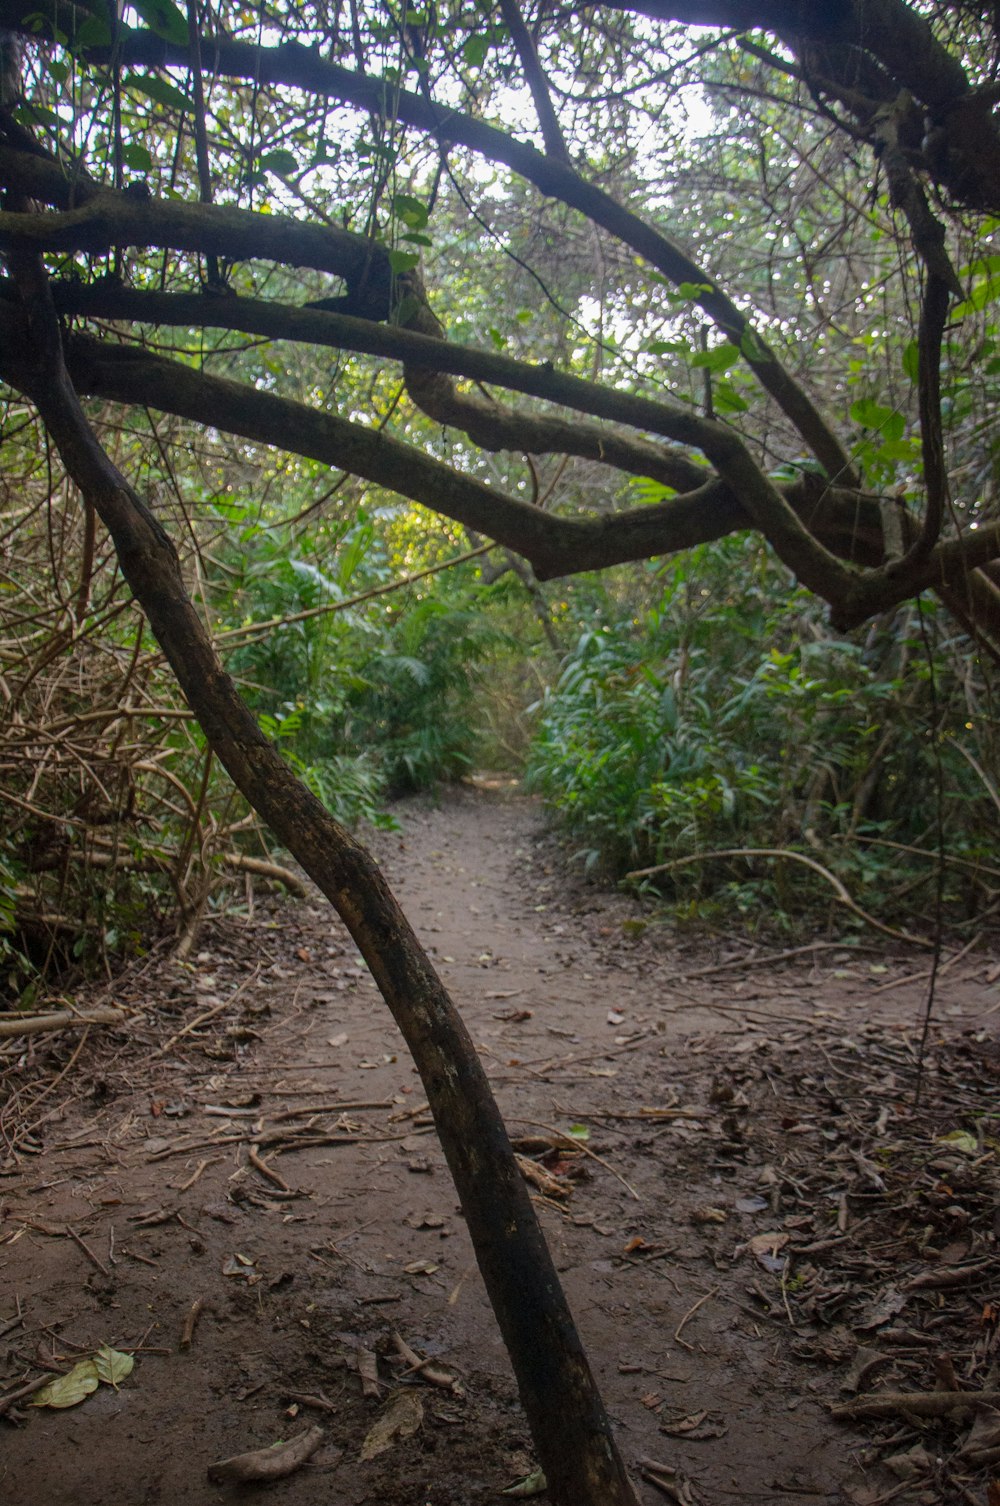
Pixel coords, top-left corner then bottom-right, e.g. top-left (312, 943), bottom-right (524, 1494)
top-left (2, 784), bottom-right (998, 1506)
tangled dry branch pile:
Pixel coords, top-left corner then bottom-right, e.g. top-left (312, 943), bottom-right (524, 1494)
top-left (0, 460), bottom-right (299, 996)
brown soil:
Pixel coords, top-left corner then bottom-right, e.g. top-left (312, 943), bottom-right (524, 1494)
top-left (2, 782), bottom-right (998, 1506)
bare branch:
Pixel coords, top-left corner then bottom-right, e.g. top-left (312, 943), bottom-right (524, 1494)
top-left (497, 0), bottom-right (571, 163)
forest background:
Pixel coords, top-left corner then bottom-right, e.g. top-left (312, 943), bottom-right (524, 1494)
top-left (2, 7), bottom-right (1000, 1500)
top-left (2, 1), bottom-right (999, 999)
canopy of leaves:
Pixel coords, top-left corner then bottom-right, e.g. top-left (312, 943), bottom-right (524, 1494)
top-left (1, 0), bottom-right (999, 642)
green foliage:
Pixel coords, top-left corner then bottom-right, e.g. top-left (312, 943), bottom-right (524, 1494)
top-left (526, 542), bottom-right (997, 931)
top-left (345, 595), bottom-right (501, 793)
top-left (219, 518), bottom-right (503, 814)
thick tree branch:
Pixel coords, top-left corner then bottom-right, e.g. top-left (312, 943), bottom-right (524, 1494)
top-left (4, 267), bottom-right (640, 1506)
top-left (23, 28), bottom-right (856, 483)
top-left (4, 297), bottom-right (994, 637)
top-left (56, 320), bottom-right (859, 603)
top-left (34, 278), bottom-right (709, 491)
top-left (0, 144), bottom-right (381, 286)
top-left (597, 1), bottom-right (1000, 213)
top-left (896, 271), bottom-right (951, 569)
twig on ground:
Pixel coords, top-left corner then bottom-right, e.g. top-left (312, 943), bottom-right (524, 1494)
top-left (0, 1007), bottom-right (127, 1038)
top-left (65, 1223), bottom-right (111, 1277)
top-left (154, 968), bottom-right (260, 1058)
top-left (248, 1143), bottom-right (293, 1192)
top-left (511, 1115), bottom-right (640, 1200)
top-left (0, 1294), bottom-right (24, 1338)
top-left (172, 1156), bottom-right (219, 1191)
top-left (284, 1389), bottom-right (338, 1413)
top-left (831, 1389), bottom-right (1000, 1419)
top-left (872, 934), bottom-right (980, 994)
top-left (0, 1372), bottom-right (52, 1415)
top-left (659, 940), bottom-right (840, 983)
top-left (626, 847), bottom-right (933, 948)
top-left (179, 1297), bottom-right (204, 1351)
top-left (674, 1287), bottom-right (719, 1350)
top-left (391, 1332), bottom-right (463, 1391)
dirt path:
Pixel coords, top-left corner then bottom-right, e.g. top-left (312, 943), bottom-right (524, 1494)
top-left (2, 784), bottom-right (998, 1506)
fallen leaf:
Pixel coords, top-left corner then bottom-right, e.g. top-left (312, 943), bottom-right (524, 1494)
top-left (208, 1424), bottom-right (325, 1482)
top-left (502, 1466), bottom-right (548, 1497)
top-left (854, 1287), bottom-right (908, 1329)
top-left (359, 1390), bottom-right (423, 1461)
top-left (222, 1253), bottom-right (258, 1279)
top-left (661, 1410), bottom-right (707, 1435)
top-left (30, 1359), bottom-right (100, 1409)
top-left (747, 1231), bottom-right (789, 1271)
top-left (93, 1346), bottom-right (134, 1388)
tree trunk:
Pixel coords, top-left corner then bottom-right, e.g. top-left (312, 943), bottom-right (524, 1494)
top-left (11, 294), bottom-right (641, 1506)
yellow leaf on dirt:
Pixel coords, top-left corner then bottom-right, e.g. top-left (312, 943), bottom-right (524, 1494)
top-left (30, 1359), bottom-right (100, 1409)
top-left (94, 1345), bottom-right (135, 1387)
top-left (359, 1390), bottom-right (423, 1461)
top-left (502, 1466), bottom-right (548, 1497)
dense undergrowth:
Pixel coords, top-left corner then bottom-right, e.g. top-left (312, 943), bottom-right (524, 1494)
top-left (526, 541), bottom-right (999, 939)
top-left (2, 456), bottom-right (997, 1002)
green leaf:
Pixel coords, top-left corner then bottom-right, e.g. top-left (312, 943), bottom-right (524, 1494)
top-left (463, 34), bottom-right (490, 67)
top-left (850, 397), bottom-right (896, 430)
top-left (14, 102), bottom-right (61, 126)
top-left (567, 1123), bottom-right (590, 1141)
top-left (691, 344), bottom-right (739, 373)
top-left (877, 437), bottom-right (919, 462)
top-left (260, 149), bottom-right (299, 177)
top-left (30, 1360), bottom-right (100, 1409)
top-left (739, 326), bottom-right (769, 363)
top-left (126, 73), bottom-right (192, 111)
top-left (954, 276), bottom-right (1000, 319)
top-left (391, 192), bottom-right (429, 230)
top-left (68, 12), bottom-right (113, 49)
top-left (713, 383), bottom-right (749, 413)
top-left (387, 249), bottom-right (420, 274)
top-left (94, 1345), bottom-right (135, 1387)
top-left (394, 293), bottom-right (422, 324)
top-left (644, 338), bottom-right (686, 356)
top-left (677, 280), bottom-right (713, 300)
top-left (132, 0), bottom-right (188, 46)
top-left (122, 142), bottom-right (154, 171)
top-left (902, 340), bottom-right (920, 382)
top-left (502, 1468), bottom-right (548, 1497)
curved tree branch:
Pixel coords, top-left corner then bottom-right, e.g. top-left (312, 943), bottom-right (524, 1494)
top-left (4, 261), bottom-right (641, 1506)
top-left (18, 26), bottom-right (857, 483)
